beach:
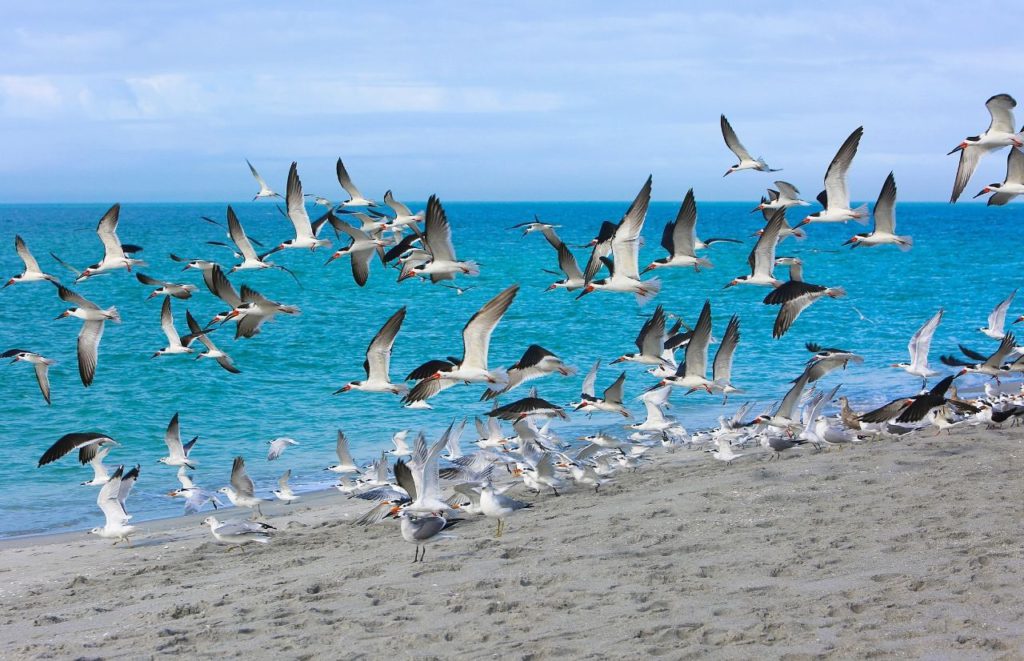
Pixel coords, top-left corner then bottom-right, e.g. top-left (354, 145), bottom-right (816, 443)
top-left (3, 424), bottom-right (1023, 659)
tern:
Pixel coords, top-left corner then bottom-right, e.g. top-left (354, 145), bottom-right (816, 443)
top-left (658, 299), bottom-right (714, 393)
top-left (203, 516), bottom-right (275, 547)
top-left (246, 159), bottom-right (281, 200)
top-left (273, 469), bottom-right (300, 503)
top-left (798, 127), bottom-right (868, 226)
top-left (395, 511), bottom-right (459, 563)
top-left (974, 147), bottom-right (1024, 206)
top-left (2, 349), bottom-right (54, 404)
top-left (398, 196), bottom-right (479, 283)
top-left (152, 297), bottom-right (197, 357)
top-left (336, 157), bottom-right (378, 207)
top-left (611, 305), bottom-right (669, 365)
top-left (844, 172), bottom-right (912, 250)
top-left (158, 413), bottom-right (199, 468)
top-left (720, 114), bottom-right (780, 175)
top-left (135, 272), bottom-right (198, 299)
top-left (38, 432), bottom-right (118, 467)
top-left (75, 204), bottom-right (146, 282)
top-left (949, 94), bottom-right (1022, 203)
top-left (90, 465), bottom-right (139, 546)
top-left (335, 307), bottom-right (407, 394)
top-left (711, 315), bottom-right (741, 401)
top-left (711, 436), bottom-right (743, 463)
top-left (267, 437), bottom-right (299, 461)
top-left (762, 258), bottom-right (845, 339)
top-left (891, 309), bottom-right (944, 387)
top-left (218, 456), bottom-right (269, 518)
top-left (979, 290), bottom-right (1016, 339)
top-left (572, 361), bottom-right (630, 417)
top-left (752, 181), bottom-right (809, 212)
top-left (325, 216), bottom-right (385, 286)
top-left (382, 190), bottom-right (424, 228)
top-left (325, 430), bottom-right (360, 473)
top-left (641, 189), bottom-right (713, 274)
top-left (480, 480), bottom-right (532, 537)
top-left (275, 162), bottom-right (332, 251)
top-left (186, 309), bottom-right (240, 373)
top-left (4, 235), bottom-right (58, 287)
top-left (725, 209), bottom-right (784, 287)
top-left (577, 175), bottom-right (661, 304)
top-left (481, 344), bottom-right (575, 401)
top-left (53, 282), bottom-right (121, 387)
top-left (167, 467), bottom-right (221, 514)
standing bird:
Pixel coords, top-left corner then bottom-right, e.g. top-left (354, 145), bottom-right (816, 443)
top-left (762, 258), bottom-right (845, 339)
top-left (158, 413), bottom-right (199, 469)
top-left (90, 465), bottom-right (139, 546)
top-left (720, 115), bottom-right (780, 175)
top-left (480, 481), bottom-right (532, 538)
top-left (798, 127), bottom-right (868, 226)
top-left (336, 157), bottom-right (378, 208)
top-left (246, 159), bottom-right (281, 199)
top-left (4, 235), bottom-right (58, 287)
top-left (75, 204), bottom-right (146, 282)
top-left (53, 282), bottom-right (120, 387)
top-left (2, 349), bottom-right (54, 404)
top-left (394, 511), bottom-right (459, 563)
top-left (891, 309), bottom-right (943, 388)
top-left (725, 209), bottom-right (784, 287)
top-left (642, 189), bottom-right (713, 274)
top-left (218, 456), bottom-right (268, 518)
top-left (334, 307), bottom-right (407, 395)
top-left (275, 162), bottom-right (332, 251)
top-left (844, 172), bottom-right (912, 250)
top-left (949, 94), bottom-right (1022, 203)
top-left (974, 147), bottom-right (1024, 206)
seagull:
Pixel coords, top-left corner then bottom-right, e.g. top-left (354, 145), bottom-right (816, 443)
top-left (74, 204), bottom-right (146, 282)
top-left (641, 189), bottom-right (713, 274)
top-left (974, 147), bottom-right (1024, 206)
top-left (573, 361), bottom-right (630, 417)
top-left (325, 216), bottom-right (385, 286)
top-left (152, 297), bottom-right (198, 357)
top-left (333, 157), bottom-right (377, 207)
top-left (382, 190), bottom-right (424, 228)
top-left (403, 284), bottom-right (519, 403)
top-left (53, 282), bottom-right (120, 387)
top-left (158, 412), bottom-right (198, 468)
top-left (273, 469), bottom-right (300, 503)
top-left (711, 315), bottom-right (741, 402)
top-left (81, 445), bottom-right (113, 486)
top-left (480, 480), bottom-right (532, 538)
top-left (2, 349), bottom-right (54, 404)
top-left (844, 172), bottom-right (912, 250)
top-left (611, 305), bottom-right (669, 366)
top-left (326, 430), bottom-right (360, 473)
top-left (223, 285), bottom-right (300, 339)
top-left (545, 242), bottom-right (587, 292)
top-left (398, 196), bottom-right (479, 283)
top-left (90, 465), bottom-right (139, 546)
top-left (394, 510), bottom-right (459, 563)
top-left (720, 115), bottom-right (780, 175)
top-left (481, 344), bottom-right (575, 400)
top-left (577, 175), bottom-right (661, 304)
top-left (4, 235), bottom-right (58, 287)
top-left (979, 290), bottom-right (1016, 339)
top-left (203, 516), bottom-right (275, 547)
top-left (267, 437), bottom-right (299, 461)
top-left (167, 467), bottom-right (221, 514)
top-left (798, 127), bottom-right (868, 226)
top-left (891, 309), bottom-right (944, 387)
top-left (135, 272), bottom-right (198, 299)
top-left (275, 162), bottom-right (332, 251)
top-left (658, 299), bottom-right (714, 393)
top-left (246, 159), bottom-right (281, 200)
top-left (218, 456), bottom-right (268, 518)
top-left (762, 258), bottom-right (845, 339)
top-left (725, 209), bottom-right (784, 287)
top-left (751, 181), bottom-right (810, 212)
top-left (186, 309), bottom-right (240, 373)
top-left (949, 94), bottom-right (1022, 203)
top-left (38, 432), bottom-right (118, 467)
top-left (334, 307), bottom-right (407, 394)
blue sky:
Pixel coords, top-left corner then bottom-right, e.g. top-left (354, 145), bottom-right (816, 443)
top-left (1, 2), bottom-right (1019, 202)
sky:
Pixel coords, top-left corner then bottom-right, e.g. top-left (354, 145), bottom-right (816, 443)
top-left (0, 1), bottom-right (1020, 203)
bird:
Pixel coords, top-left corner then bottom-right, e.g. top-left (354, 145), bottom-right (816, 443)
top-left (844, 172), bottom-right (912, 250)
top-left (273, 469), bottom-right (300, 503)
top-left (720, 114), bottom-right (780, 175)
top-left (544, 242), bottom-right (587, 292)
top-left (134, 272), bottom-right (198, 299)
top-left (941, 333), bottom-right (1017, 380)
top-left (74, 204), bottom-right (146, 282)
top-left (798, 127), bottom-right (868, 226)
top-left (488, 394), bottom-right (568, 421)
top-left (324, 216), bottom-right (385, 286)
top-left (612, 305), bottom-right (669, 366)
top-left (891, 309), bottom-right (944, 388)
top-left (802, 342), bottom-right (863, 382)
top-left (480, 480), bottom-right (532, 537)
top-left (172, 253), bottom-right (221, 294)
top-left (381, 190), bottom-right (424, 228)
top-left (387, 430), bottom-right (413, 457)
top-left (38, 432), bottom-right (118, 468)
top-left (222, 285), bottom-right (300, 339)
top-left (711, 315), bottom-right (741, 401)
top-left (658, 299), bottom-right (715, 393)
top-left (481, 344), bottom-right (575, 401)
top-left (572, 361), bottom-right (630, 417)
top-left (325, 430), bottom-right (360, 474)
top-left (725, 209), bottom-right (784, 287)
top-left (53, 282), bottom-right (120, 387)
top-left (90, 465), bottom-right (139, 546)
top-left (186, 309), bottom-right (240, 373)
top-left (949, 94), bottom-right (1022, 203)
top-left (151, 297), bottom-right (198, 358)
top-left (577, 175), bottom-right (661, 304)
top-left (4, 235), bottom-right (58, 287)
top-left (246, 159), bottom-right (281, 200)
top-left (335, 157), bottom-right (377, 207)
top-left (158, 412), bottom-right (199, 469)
top-left (441, 284), bottom-right (475, 295)
top-left (398, 196), bottom-right (478, 283)
top-left (974, 146), bottom-right (1024, 206)
top-left (711, 436), bottom-right (743, 463)
top-left (334, 307), bottom-right (407, 394)
top-left (860, 375), bottom-right (977, 424)
top-left (203, 516), bottom-right (275, 547)
top-left (267, 438), bottom-right (299, 461)
top-left (629, 385), bottom-right (679, 434)
top-left (761, 258), bottom-right (845, 339)
top-left (218, 457), bottom-right (268, 518)
top-left (81, 445), bottom-right (114, 486)
top-left (751, 370), bottom-right (812, 433)
top-left (403, 284), bottom-right (519, 403)
top-left (751, 181), bottom-right (809, 212)
top-left (167, 467), bottom-right (221, 514)
top-left (509, 216), bottom-right (562, 247)
top-left (979, 290), bottom-right (1016, 339)
top-left (641, 189), bottom-right (713, 274)
top-left (275, 162), bottom-right (332, 251)
top-left (1, 349), bottom-right (54, 404)
top-left (394, 511), bottom-right (459, 563)
top-left (225, 206), bottom-right (283, 273)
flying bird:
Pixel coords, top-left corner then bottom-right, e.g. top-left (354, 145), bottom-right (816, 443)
top-left (336, 157), bottom-right (377, 208)
top-left (891, 309), bottom-right (943, 387)
top-left (751, 181), bottom-right (809, 212)
top-left (949, 94), bottom-right (1022, 203)
top-left (38, 432), bottom-right (118, 468)
top-left (974, 146), bottom-right (1024, 206)
top-left (74, 204), bottom-right (146, 282)
top-left (158, 412), bottom-right (199, 469)
top-left (4, 235), bottom-right (58, 287)
top-left (642, 189), bottom-right (713, 274)
top-left (186, 310), bottom-right (240, 373)
top-left (762, 257), bottom-right (845, 339)
top-left (275, 162), bottom-right (332, 251)
top-left (2, 349), bottom-right (54, 404)
top-left (572, 361), bottom-right (630, 418)
top-left (135, 272), bottom-right (199, 299)
top-left (844, 172), bottom-right (912, 250)
top-left (334, 307), bottom-right (407, 394)
top-left (246, 159), bottom-right (281, 200)
top-left (725, 209), bottom-right (784, 287)
top-left (398, 195), bottom-right (479, 283)
top-left (720, 115), bottom-right (780, 175)
top-left (798, 127), bottom-right (868, 226)
top-left (53, 282), bottom-right (120, 387)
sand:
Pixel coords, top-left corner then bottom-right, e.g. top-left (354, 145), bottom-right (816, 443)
top-left (2, 425), bottom-right (1024, 659)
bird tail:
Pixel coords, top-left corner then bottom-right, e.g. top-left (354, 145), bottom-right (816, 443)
top-left (279, 305), bottom-right (301, 315)
top-left (696, 258), bottom-right (713, 271)
top-left (634, 278), bottom-right (661, 306)
top-left (851, 204), bottom-right (870, 225)
top-left (106, 306), bottom-right (122, 323)
top-left (897, 235), bottom-right (914, 252)
top-left (827, 287), bottom-right (847, 299)
top-left (487, 367), bottom-right (509, 389)
top-left (461, 261), bottom-right (480, 276)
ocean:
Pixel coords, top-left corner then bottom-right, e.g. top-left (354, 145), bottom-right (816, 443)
top-left (0, 199), bottom-right (1020, 537)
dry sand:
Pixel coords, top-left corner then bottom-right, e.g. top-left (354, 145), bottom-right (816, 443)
top-left (2, 425), bottom-right (1024, 659)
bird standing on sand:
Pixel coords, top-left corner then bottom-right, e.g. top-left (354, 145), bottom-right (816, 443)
top-left (480, 481), bottom-right (532, 538)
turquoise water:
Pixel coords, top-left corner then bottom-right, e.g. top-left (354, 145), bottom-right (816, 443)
top-left (0, 200), bottom-right (1020, 537)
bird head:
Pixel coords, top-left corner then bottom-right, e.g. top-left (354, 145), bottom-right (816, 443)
top-left (723, 166), bottom-right (737, 177)
top-left (1013, 315), bottom-right (1024, 325)
top-left (973, 185), bottom-right (997, 198)
top-left (55, 308), bottom-right (74, 320)
top-left (2, 278), bottom-right (14, 288)
top-left (575, 284), bottom-right (595, 300)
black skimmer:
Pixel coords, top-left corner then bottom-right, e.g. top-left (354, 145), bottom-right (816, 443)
top-left (325, 216), bottom-right (385, 286)
top-left (725, 209), bottom-right (784, 287)
top-left (659, 299), bottom-right (714, 393)
top-left (223, 284), bottom-right (300, 339)
top-left (949, 94), bottom-right (1022, 203)
top-left (762, 258), bottom-right (845, 339)
top-left (798, 127), bottom-right (867, 226)
top-left (336, 157), bottom-right (378, 208)
top-left (185, 309), bottom-right (240, 373)
top-left (334, 307), bottom-right (407, 395)
top-left (152, 297), bottom-right (199, 357)
top-left (481, 344), bottom-right (575, 401)
top-left (2, 348), bottom-right (54, 404)
top-left (381, 189), bottom-right (424, 229)
top-left (711, 314), bottom-right (741, 401)
top-left (642, 189), bottom-right (713, 274)
top-left (941, 333), bottom-right (1017, 380)
top-left (974, 146), bottom-right (1024, 206)
top-left (4, 235), bottom-right (58, 287)
top-left (135, 272), bottom-right (198, 299)
top-left (246, 159), bottom-right (281, 200)
top-left (720, 114), bottom-right (780, 175)
top-left (612, 304), bottom-right (669, 366)
top-left (844, 172), bottom-right (912, 250)
top-left (398, 196), bottom-right (479, 283)
top-left (752, 181), bottom-right (809, 212)
top-left (573, 360), bottom-right (630, 417)
top-left (509, 216), bottom-right (562, 248)
top-left (545, 242), bottom-right (586, 292)
top-left (488, 394), bottom-right (568, 421)
top-left (276, 162), bottom-right (332, 251)
top-left (74, 204), bottom-right (146, 282)
top-left (53, 282), bottom-right (120, 387)
top-left (860, 375), bottom-right (977, 424)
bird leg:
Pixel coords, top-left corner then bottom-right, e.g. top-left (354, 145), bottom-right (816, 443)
top-left (495, 519), bottom-right (503, 538)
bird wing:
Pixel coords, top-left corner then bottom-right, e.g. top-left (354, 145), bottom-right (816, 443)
top-left (603, 372), bottom-right (627, 405)
top-left (403, 375), bottom-right (456, 403)
top-left (771, 291), bottom-right (826, 339)
top-left (285, 162), bottom-right (314, 239)
top-left (637, 305), bottom-right (666, 357)
top-left (683, 300), bottom-right (712, 379)
top-left (95, 204), bottom-right (123, 262)
top-left (118, 465), bottom-right (139, 510)
top-left (670, 189), bottom-right (698, 258)
top-left (33, 361), bottom-right (52, 405)
top-left (751, 210), bottom-right (784, 278)
top-left (581, 360), bottom-right (600, 397)
top-left (859, 399), bottom-right (910, 424)
top-left (335, 430), bottom-right (356, 467)
top-left (461, 284), bottom-right (518, 371)
top-left (38, 432), bottom-right (111, 467)
top-left (720, 115), bottom-right (753, 161)
top-left (872, 172), bottom-right (897, 234)
top-left (422, 196), bottom-right (456, 262)
top-left (336, 158), bottom-right (365, 201)
top-left (987, 290), bottom-right (1016, 336)
top-left (985, 332), bottom-right (1017, 368)
top-left (158, 296), bottom-right (182, 347)
top-left (97, 467), bottom-right (128, 526)
top-left (778, 370), bottom-right (811, 421)
top-left (277, 469), bottom-right (291, 491)
top-left (208, 265), bottom-right (242, 307)
top-left (609, 176), bottom-right (653, 280)
top-left (384, 190), bottom-right (413, 217)
top-left (14, 235), bottom-right (42, 273)
top-left (908, 308), bottom-right (942, 371)
top-left (226, 206), bottom-right (259, 261)
top-left (247, 159), bottom-right (271, 190)
top-left (365, 307), bottom-right (405, 381)
top-left (712, 315), bottom-right (740, 383)
top-left (583, 221), bottom-right (618, 283)
top-left (823, 127), bottom-right (863, 210)
top-left (950, 144), bottom-right (982, 203)
top-left (986, 93), bottom-right (1017, 134)
top-left (54, 282), bottom-right (98, 310)
top-left (556, 243), bottom-right (584, 281)
top-left (774, 180), bottom-right (801, 200)
top-left (77, 320), bottom-right (104, 387)
top-left (1007, 145), bottom-right (1024, 184)
top-left (164, 412), bottom-right (184, 458)
top-left (230, 456), bottom-right (255, 497)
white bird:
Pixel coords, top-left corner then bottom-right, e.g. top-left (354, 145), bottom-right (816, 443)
top-left (4, 235), bottom-right (58, 287)
top-left (135, 272), bottom-right (198, 299)
top-left (382, 190), bottom-right (424, 228)
top-left (74, 204), bottom-right (146, 282)
top-left (158, 412), bottom-right (199, 468)
top-left (395, 511), bottom-right (458, 563)
top-left (387, 430), bottom-right (413, 457)
top-left (980, 290), bottom-right (1016, 340)
top-left (659, 299), bottom-right (715, 393)
top-left (398, 196), bottom-right (479, 283)
top-left (753, 370), bottom-right (812, 432)
top-left (167, 467), bottom-right (221, 514)
top-left (267, 437), bottom-right (299, 461)
top-left (1, 348), bottom-right (54, 404)
top-left (186, 310), bottom-right (241, 374)
top-left (80, 446), bottom-right (113, 486)
top-left (798, 127), bottom-right (868, 226)
top-left (325, 216), bottom-right (385, 287)
top-left (90, 465), bottom-right (139, 545)
top-left (151, 297), bottom-right (196, 357)
top-left (273, 469), bottom-right (300, 503)
top-left (891, 309), bottom-right (943, 387)
top-left (223, 285), bottom-right (300, 339)
top-left (720, 115), bottom-right (780, 175)
top-left (326, 430), bottom-right (360, 473)
top-left (246, 159), bottom-right (281, 200)
top-left (752, 181), bottom-right (809, 212)
top-left (275, 162), bottom-right (332, 251)
top-left (334, 307), bottom-right (407, 394)
top-left (203, 516), bottom-right (274, 547)
top-left (577, 176), bottom-right (661, 304)
top-left (218, 456), bottom-right (269, 518)
top-left (711, 436), bottom-right (743, 463)
top-left (844, 172), bottom-right (912, 250)
top-left (725, 209), bottom-right (784, 287)
top-left (53, 282), bottom-right (120, 387)
top-left (629, 385), bottom-right (677, 433)
top-left (974, 147), bottom-right (1024, 206)
top-left (573, 361), bottom-right (630, 418)
top-left (336, 157), bottom-right (377, 207)
top-left (480, 480), bottom-right (532, 537)
top-left (949, 94), bottom-right (1023, 203)
top-left (641, 189), bottom-right (713, 274)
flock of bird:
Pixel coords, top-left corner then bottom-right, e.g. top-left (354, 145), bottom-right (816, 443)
top-left (5, 93), bottom-right (1024, 559)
